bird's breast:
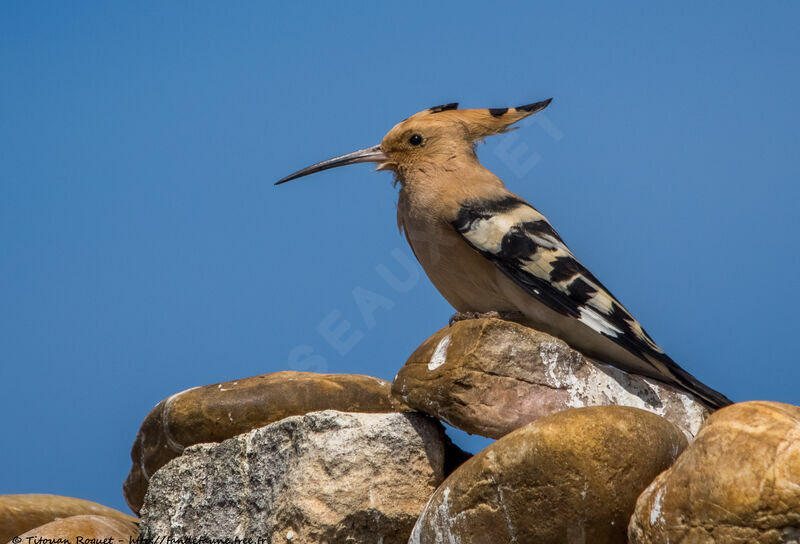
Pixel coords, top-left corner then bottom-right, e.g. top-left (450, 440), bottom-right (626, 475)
top-left (399, 209), bottom-right (516, 313)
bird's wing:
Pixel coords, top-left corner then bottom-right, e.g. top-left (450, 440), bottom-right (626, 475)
top-left (451, 195), bottom-right (731, 408)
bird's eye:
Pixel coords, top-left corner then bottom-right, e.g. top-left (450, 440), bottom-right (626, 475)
top-left (409, 134), bottom-right (423, 146)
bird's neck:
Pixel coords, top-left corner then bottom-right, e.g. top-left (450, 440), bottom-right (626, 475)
top-left (396, 154), bottom-right (503, 190)
top-left (395, 156), bottom-right (508, 221)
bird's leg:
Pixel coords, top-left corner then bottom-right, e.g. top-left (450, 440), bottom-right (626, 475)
top-left (448, 310), bottom-right (526, 326)
top-left (449, 311), bottom-right (498, 325)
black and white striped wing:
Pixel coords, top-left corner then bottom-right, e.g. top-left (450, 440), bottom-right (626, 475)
top-left (451, 195), bottom-right (732, 408)
top-left (452, 196), bottom-right (655, 346)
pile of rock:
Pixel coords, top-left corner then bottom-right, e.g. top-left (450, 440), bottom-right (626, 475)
top-left (4, 318), bottom-right (800, 543)
top-left (123, 371), bottom-right (410, 513)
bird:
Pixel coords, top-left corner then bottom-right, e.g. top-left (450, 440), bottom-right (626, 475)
top-left (275, 99), bottom-right (732, 409)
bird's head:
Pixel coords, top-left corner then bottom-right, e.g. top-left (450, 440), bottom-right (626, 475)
top-left (275, 99), bottom-right (552, 185)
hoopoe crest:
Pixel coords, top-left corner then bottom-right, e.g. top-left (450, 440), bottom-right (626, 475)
top-left (276, 99), bottom-right (732, 409)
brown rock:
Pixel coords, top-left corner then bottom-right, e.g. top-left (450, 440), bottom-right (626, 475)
top-left (393, 318), bottom-right (709, 439)
top-left (410, 406), bottom-right (687, 544)
top-left (124, 371), bottom-right (409, 514)
top-left (10, 515), bottom-right (138, 543)
top-left (0, 494), bottom-right (136, 543)
top-left (629, 401), bottom-right (800, 544)
top-left (141, 410), bottom-right (447, 544)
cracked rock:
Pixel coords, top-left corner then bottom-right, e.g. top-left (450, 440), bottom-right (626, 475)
top-left (629, 401), bottom-right (800, 544)
top-left (140, 410), bottom-right (448, 544)
top-left (410, 406), bottom-right (687, 544)
top-left (392, 318), bottom-right (709, 438)
top-left (124, 371), bottom-right (409, 513)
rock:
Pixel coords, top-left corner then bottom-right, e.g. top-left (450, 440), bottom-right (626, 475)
top-left (125, 371), bottom-right (409, 513)
top-left (410, 406), bottom-right (687, 544)
top-left (629, 401), bottom-right (800, 544)
top-left (393, 318), bottom-right (709, 438)
top-left (11, 515), bottom-right (138, 542)
top-left (0, 494), bottom-right (137, 543)
top-left (141, 410), bottom-right (448, 544)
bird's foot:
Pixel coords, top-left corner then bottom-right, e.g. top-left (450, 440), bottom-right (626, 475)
top-left (448, 310), bottom-right (525, 326)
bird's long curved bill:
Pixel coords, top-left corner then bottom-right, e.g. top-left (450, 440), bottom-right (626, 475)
top-left (275, 144), bottom-right (387, 185)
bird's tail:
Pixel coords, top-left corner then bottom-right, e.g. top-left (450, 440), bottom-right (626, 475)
top-left (661, 356), bottom-right (733, 410)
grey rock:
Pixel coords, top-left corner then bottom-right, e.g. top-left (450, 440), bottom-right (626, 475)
top-left (140, 410), bottom-right (448, 544)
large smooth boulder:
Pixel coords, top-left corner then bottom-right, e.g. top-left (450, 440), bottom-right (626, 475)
top-left (125, 371), bottom-right (409, 513)
top-left (10, 515), bottom-right (138, 543)
top-left (141, 410), bottom-right (449, 544)
top-left (393, 318), bottom-right (708, 438)
top-left (629, 401), bottom-right (800, 544)
top-left (410, 406), bottom-right (687, 544)
top-left (0, 494), bottom-right (137, 543)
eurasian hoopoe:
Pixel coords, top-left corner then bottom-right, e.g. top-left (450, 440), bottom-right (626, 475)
top-left (276, 100), bottom-right (732, 409)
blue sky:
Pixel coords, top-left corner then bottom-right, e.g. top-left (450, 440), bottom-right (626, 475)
top-left (1, 2), bottom-right (798, 514)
